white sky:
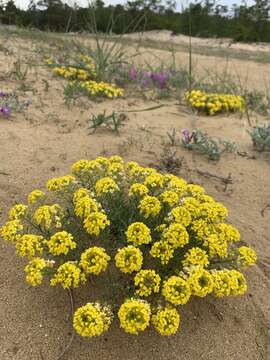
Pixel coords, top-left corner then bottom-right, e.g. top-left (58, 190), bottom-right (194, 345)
top-left (14, 0), bottom-right (255, 11)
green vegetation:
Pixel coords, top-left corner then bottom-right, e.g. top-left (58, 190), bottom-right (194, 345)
top-left (1, 0), bottom-right (270, 43)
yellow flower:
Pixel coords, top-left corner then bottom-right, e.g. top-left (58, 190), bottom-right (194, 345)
top-left (212, 269), bottom-right (247, 297)
top-left (162, 223), bottom-right (189, 249)
top-left (217, 223), bottom-right (240, 242)
top-left (126, 222), bottom-right (152, 246)
top-left (139, 195), bottom-right (161, 218)
top-left (134, 270), bottom-right (161, 297)
top-left (182, 247), bottom-right (209, 268)
top-left (159, 191), bottom-right (179, 207)
top-left (152, 307), bottom-right (180, 336)
top-left (115, 246), bottom-right (143, 273)
top-left (128, 183), bottom-right (149, 197)
top-left (28, 190), bottom-right (46, 205)
top-left (8, 204), bottom-right (28, 220)
top-left (83, 211), bottom-right (110, 236)
top-left (80, 247), bottom-right (110, 275)
top-left (150, 240), bottom-right (174, 265)
top-left (118, 299), bottom-right (151, 334)
top-left (71, 159), bottom-right (90, 176)
top-left (162, 276), bottom-right (191, 305)
top-left (16, 234), bottom-right (44, 258)
top-left (74, 192), bottom-right (99, 218)
top-left (24, 257), bottom-right (50, 286)
top-left (46, 175), bottom-right (75, 191)
top-left (47, 231), bottom-right (76, 256)
top-left (198, 202), bottom-right (228, 223)
top-left (34, 204), bottom-right (62, 230)
top-left (0, 220), bottom-right (23, 242)
top-left (237, 246), bottom-right (257, 267)
top-left (144, 172), bottom-right (164, 189)
top-left (168, 206), bottom-right (192, 227)
top-left (95, 177), bottom-right (120, 196)
top-left (73, 303), bottom-right (112, 337)
top-left (205, 233), bottom-right (228, 258)
top-left (50, 262), bottom-right (86, 288)
top-left (188, 268), bottom-right (213, 297)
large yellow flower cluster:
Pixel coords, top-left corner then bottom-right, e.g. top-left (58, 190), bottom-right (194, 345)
top-left (185, 90), bottom-right (245, 115)
top-left (0, 156), bottom-right (256, 338)
top-left (46, 56), bottom-right (123, 99)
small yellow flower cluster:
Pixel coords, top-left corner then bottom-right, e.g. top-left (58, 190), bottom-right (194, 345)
top-left (24, 257), bottom-right (49, 286)
top-left (126, 222), bottom-right (152, 246)
top-left (152, 307), bottom-right (180, 336)
top-left (80, 247), bottom-right (110, 275)
top-left (1, 156), bottom-right (257, 339)
top-left (0, 219), bottom-right (23, 242)
top-left (73, 302), bottom-right (112, 337)
top-left (52, 66), bottom-right (90, 81)
top-left (95, 177), bottom-right (120, 197)
top-left (162, 276), bottom-right (191, 305)
top-left (9, 204), bottom-right (28, 220)
top-left (211, 269), bottom-right (247, 297)
top-left (134, 270), bottom-right (161, 297)
top-left (83, 211), bottom-right (110, 236)
top-left (50, 262), bottom-right (86, 289)
top-left (139, 195), bottom-right (161, 218)
top-left (16, 234), bottom-right (43, 258)
top-left (118, 299), bottom-right (151, 334)
top-left (46, 231), bottom-right (76, 256)
top-left (46, 175), bottom-right (75, 192)
top-left (185, 90), bottom-right (245, 115)
top-left (33, 204), bottom-right (62, 230)
top-left (237, 246), bottom-right (257, 267)
top-left (115, 246), bottom-right (143, 273)
top-left (79, 80), bottom-right (124, 99)
top-left (28, 190), bottom-right (45, 205)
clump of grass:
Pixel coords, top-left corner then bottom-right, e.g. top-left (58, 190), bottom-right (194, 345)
top-left (181, 129), bottom-right (237, 160)
top-left (248, 124), bottom-right (270, 152)
top-left (9, 59), bottom-right (28, 81)
top-left (89, 111), bottom-right (127, 134)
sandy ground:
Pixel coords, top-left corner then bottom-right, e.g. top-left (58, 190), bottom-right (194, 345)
top-left (0, 29), bottom-right (270, 360)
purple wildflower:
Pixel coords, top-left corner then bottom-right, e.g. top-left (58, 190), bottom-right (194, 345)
top-left (0, 92), bottom-right (5, 97)
top-left (151, 72), bottom-right (169, 89)
top-left (0, 106), bottom-right (11, 116)
top-left (129, 67), bottom-right (137, 81)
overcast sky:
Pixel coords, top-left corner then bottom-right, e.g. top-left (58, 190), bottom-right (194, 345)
top-left (14, 0), bottom-right (255, 11)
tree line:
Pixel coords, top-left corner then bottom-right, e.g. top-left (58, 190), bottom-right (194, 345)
top-left (0, 0), bottom-right (270, 42)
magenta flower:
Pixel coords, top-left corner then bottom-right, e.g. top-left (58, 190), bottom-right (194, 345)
top-left (151, 72), bottom-right (169, 89)
top-left (129, 67), bottom-right (137, 81)
top-left (0, 106), bottom-right (11, 116)
top-left (182, 129), bottom-right (195, 143)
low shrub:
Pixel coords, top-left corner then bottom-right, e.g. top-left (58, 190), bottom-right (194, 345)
top-left (1, 156), bottom-right (256, 338)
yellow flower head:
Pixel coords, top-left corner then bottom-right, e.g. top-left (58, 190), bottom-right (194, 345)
top-left (188, 268), bottom-right (213, 297)
top-left (34, 204), bottom-right (62, 230)
top-left (83, 211), bottom-right (110, 236)
top-left (139, 195), bottom-right (161, 218)
top-left (50, 262), bottom-right (86, 289)
top-left (24, 257), bottom-right (50, 286)
top-left (47, 231), bottom-right (76, 256)
top-left (162, 223), bottom-right (189, 249)
top-left (168, 206), bottom-right (192, 227)
top-left (159, 191), bottom-right (179, 207)
top-left (118, 299), bottom-right (151, 334)
top-left (16, 234), bottom-right (44, 258)
top-left (144, 172), bottom-right (164, 190)
top-left (162, 276), bottom-right (191, 305)
top-left (9, 204), bottom-right (28, 220)
top-left (152, 307), bottom-right (180, 336)
top-left (73, 303), bottom-right (112, 337)
top-left (126, 222), bottom-right (152, 246)
top-left (80, 247), bottom-right (110, 275)
top-left (74, 193), bottom-right (99, 219)
top-left (237, 246), bottom-right (257, 267)
top-left (115, 246), bottom-right (143, 273)
top-left (46, 175), bottom-right (75, 191)
top-left (134, 270), bottom-right (161, 297)
top-left (182, 247), bottom-right (209, 268)
top-left (28, 190), bottom-right (46, 205)
top-left (95, 177), bottom-right (120, 196)
top-left (150, 240), bottom-right (174, 265)
top-left (0, 220), bottom-right (23, 242)
top-left (128, 183), bottom-right (149, 197)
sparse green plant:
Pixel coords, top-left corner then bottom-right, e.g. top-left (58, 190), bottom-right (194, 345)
top-left (165, 128), bottom-right (181, 146)
top-left (9, 59), bottom-right (29, 81)
top-left (89, 111), bottom-right (127, 135)
top-left (181, 129), bottom-right (237, 161)
top-left (248, 124), bottom-right (270, 152)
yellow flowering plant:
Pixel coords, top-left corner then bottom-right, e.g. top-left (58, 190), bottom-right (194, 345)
top-left (185, 90), bottom-right (245, 115)
top-left (0, 156), bottom-right (257, 340)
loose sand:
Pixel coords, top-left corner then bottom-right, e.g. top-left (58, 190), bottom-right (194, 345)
top-left (0, 29), bottom-right (270, 360)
